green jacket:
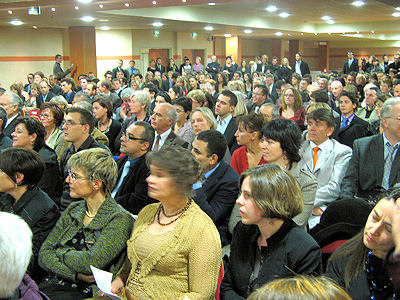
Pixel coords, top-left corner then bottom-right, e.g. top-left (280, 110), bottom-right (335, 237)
top-left (38, 197), bottom-right (133, 283)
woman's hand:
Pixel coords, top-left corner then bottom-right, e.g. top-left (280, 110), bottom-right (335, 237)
top-left (77, 273), bottom-right (95, 283)
top-left (111, 276), bottom-right (125, 294)
top-left (120, 106), bottom-right (127, 120)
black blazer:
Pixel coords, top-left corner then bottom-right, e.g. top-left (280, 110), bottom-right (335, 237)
top-left (112, 67), bottom-right (128, 79)
top-left (224, 117), bottom-right (239, 154)
top-left (3, 115), bottom-right (19, 138)
top-left (36, 91), bottom-right (56, 108)
top-left (340, 134), bottom-right (400, 200)
top-left (292, 61), bottom-right (310, 76)
top-left (256, 63), bottom-right (271, 73)
top-left (162, 130), bottom-right (189, 150)
top-left (268, 84), bottom-right (279, 104)
top-left (343, 58), bottom-right (359, 74)
top-left (0, 133), bottom-right (12, 152)
top-left (114, 154), bottom-right (156, 214)
top-left (156, 64), bottom-right (165, 73)
top-left (332, 115), bottom-right (368, 149)
top-left (193, 160), bottom-right (240, 246)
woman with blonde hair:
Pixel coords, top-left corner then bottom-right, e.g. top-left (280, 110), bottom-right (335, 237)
top-left (278, 57), bottom-right (292, 83)
top-left (247, 275), bottom-right (351, 300)
top-left (232, 90), bottom-right (248, 117)
top-left (279, 86), bottom-right (305, 128)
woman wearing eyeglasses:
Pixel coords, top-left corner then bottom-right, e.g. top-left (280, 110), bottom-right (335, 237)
top-left (39, 102), bottom-right (64, 156)
top-left (0, 148), bottom-right (60, 284)
top-left (38, 148), bottom-right (134, 300)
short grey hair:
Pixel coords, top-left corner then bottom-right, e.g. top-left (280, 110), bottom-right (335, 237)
top-left (3, 91), bottom-right (23, 111)
top-left (0, 212), bottom-right (32, 298)
top-left (73, 99), bottom-right (94, 114)
top-left (381, 97), bottom-right (400, 120)
top-left (133, 90), bottom-right (151, 113)
top-left (121, 87), bottom-right (135, 99)
top-left (50, 95), bottom-right (68, 111)
top-left (261, 103), bottom-right (280, 119)
top-left (74, 91), bottom-right (90, 102)
top-left (190, 107), bottom-right (217, 131)
top-left (162, 103), bottom-right (177, 126)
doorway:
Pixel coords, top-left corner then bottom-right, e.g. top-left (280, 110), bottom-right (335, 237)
top-left (149, 49), bottom-right (169, 72)
top-left (182, 49), bottom-right (205, 65)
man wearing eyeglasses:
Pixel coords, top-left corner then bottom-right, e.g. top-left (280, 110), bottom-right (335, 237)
top-left (59, 107), bottom-right (107, 211)
top-left (340, 98), bottom-right (400, 201)
top-left (112, 121), bottom-right (156, 214)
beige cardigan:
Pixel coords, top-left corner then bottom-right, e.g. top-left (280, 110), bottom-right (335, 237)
top-left (118, 202), bottom-right (222, 300)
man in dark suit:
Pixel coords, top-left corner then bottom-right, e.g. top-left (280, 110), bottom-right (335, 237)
top-left (98, 80), bottom-right (122, 112)
top-left (292, 53), bottom-right (310, 77)
top-left (340, 98), bottom-right (400, 201)
top-left (125, 59), bottom-right (141, 77)
top-left (332, 90), bottom-right (368, 149)
top-left (343, 50), bottom-right (359, 74)
top-left (215, 90), bottom-right (239, 154)
top-left (53, 54), bottom-right (73, 77)
top-left (206, 55), bottom-right (220, 80)
top-left (247, 84), bottom-right (271, 113)
top-left (155, 57), bottom-right (166, 74)
top-left (0, 91), bottom-right (23, 138)
top-left (37, 80), bottom-right (56, 108)
top-left (151, 102), bottom-right (188, 151)
top-left (265, 74), bottom-right (279, 103)
top-left (112, 60), bottom-right (128, 79)
top-left (0, 107), bottom-right (12, 152)
top-left (60, 78), bottom-right (76, 104)
top-left (192, 130), bottom-right (240, 246)
top-left (113, 121), bottom-right (156, 214)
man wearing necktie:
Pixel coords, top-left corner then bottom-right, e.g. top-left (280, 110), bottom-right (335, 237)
top-left (299, 108), bottom-right (352, 229)
top-left (340, 98), bottom-right (400, 201)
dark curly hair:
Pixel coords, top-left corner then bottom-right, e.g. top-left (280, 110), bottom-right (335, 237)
top-left (262, 118), bottom-right (302, 169)
top-left (146, 146), bottom-right (202, 198)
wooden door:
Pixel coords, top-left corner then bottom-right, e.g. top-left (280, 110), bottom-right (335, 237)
top-left (182, 49), bottom-right (205, 65)
top-left (149, 49), bottom-right (169, 72)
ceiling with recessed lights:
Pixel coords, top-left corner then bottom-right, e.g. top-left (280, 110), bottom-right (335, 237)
top-left (0, 0), bottom-right (399, 41)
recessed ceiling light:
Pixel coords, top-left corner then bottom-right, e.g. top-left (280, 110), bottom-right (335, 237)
top-left (288, 33), bottom-right (291, 36)
top-left (209, 2), bottom-right (216, 6)
top-left (33, 25), bottom-right (37, 28)
top-left (125, 3), bottom-right (130, 7)
top-left (75, 6), bottom-right (79, 9)
top-left (327, 20), bottom-right (335, 24)
top-left (152, 1), bottom-right (157, 4)
top-left (99, 19), bottom-right (109, 22)
top-left (321, 16), bottom-right (331, 21)
top-left (100, 26), bottom-right (110, 30)
top-left (371, 30), bottom-right (374, 33)
top-left (204, 26), bottom-right (214, 31)
top-left (275, 32), bottom-right (283, 36)
top-left (352, 1), bottom-right (365, 7)
top-left (265, 5), bottom-right (278, 12)
top-left (51, 7), bottom-right (56, 11)
top-left (99, 4), bottom-right (103, 8)
top-left (152, 22), bottom-right (163, 27)
top-left (81, 16), bottom-right (95, 22)
top-left (182, 0), bottom-right (187, 2)
top-left (393, 12), bottom-right (400, 17)
top-left (8, 10), bottom-right (12, 14)
top-left (244, 29), bottom-right (253, 34)
top-left (77, 0), bottom-right (92, 3)
top-left (279, 12), bottom-right (290, 18)
top-left (224, 33), bottom-right (232, 37)
top-left (10, 20), bottom-right (23, 26)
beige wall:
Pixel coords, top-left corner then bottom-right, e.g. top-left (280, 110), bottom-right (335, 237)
top-left (0, 27), bottom-right (68, 89)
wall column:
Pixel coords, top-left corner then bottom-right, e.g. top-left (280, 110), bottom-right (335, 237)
top-left (68, 26), bottom-right (97, 81)
top-left (271, 39), bottom-right (284, 61)
top-left (225, 36), bottom-right (242, 65)
top-left (289, 39), bottom-right (303, 65)
top-left (318, 41), bottom-right (329, 72)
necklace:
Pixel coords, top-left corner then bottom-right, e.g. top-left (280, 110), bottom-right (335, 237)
top-left (366, 250), bottom-right (396, 300)
top-left (157, 199), bottom-right (192, 226)
top-left (85, 211), bottom-right (96, 218)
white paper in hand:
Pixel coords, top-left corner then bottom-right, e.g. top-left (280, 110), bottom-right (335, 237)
top-left (90, 265), bottom-right (123, 300)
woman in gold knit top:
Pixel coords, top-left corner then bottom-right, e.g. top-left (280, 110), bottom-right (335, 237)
top-left (111, 146), bottom-right (222, 300)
